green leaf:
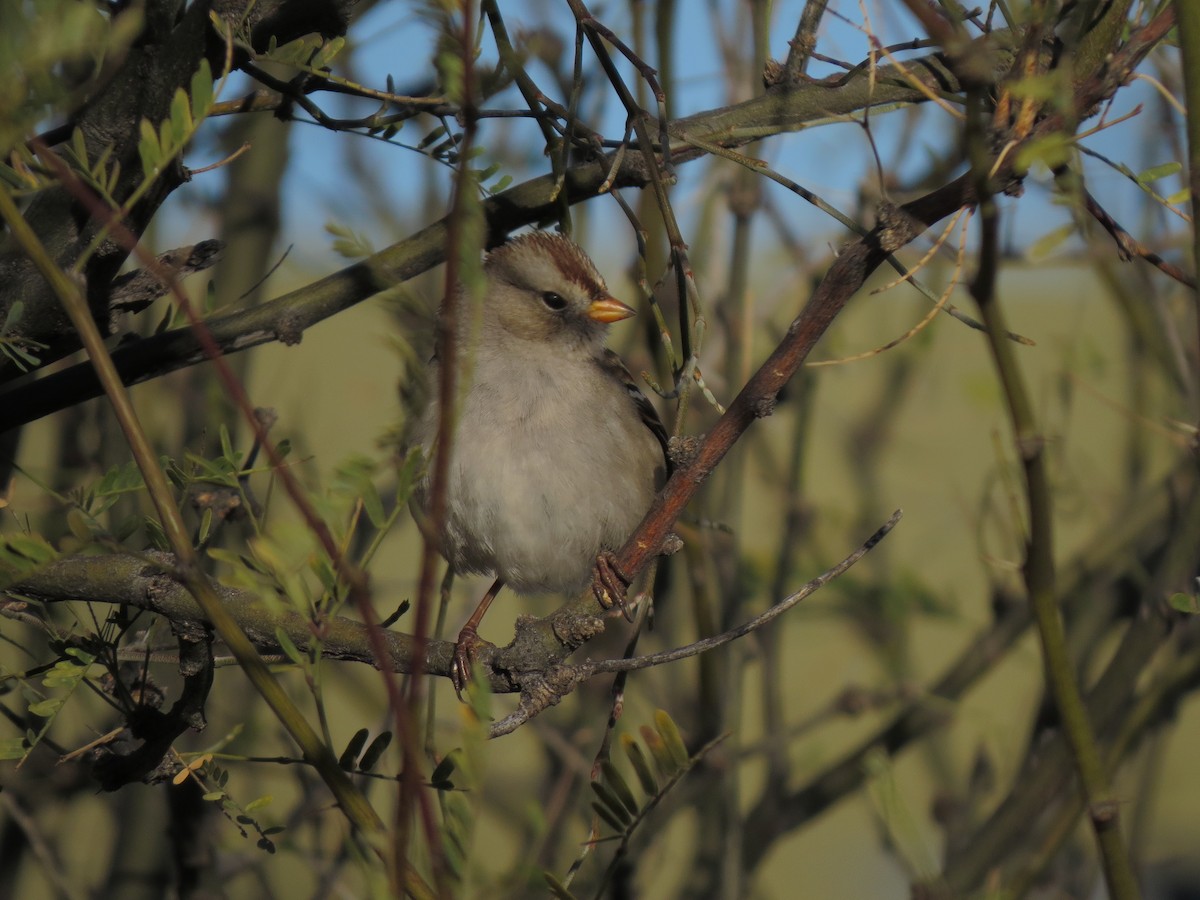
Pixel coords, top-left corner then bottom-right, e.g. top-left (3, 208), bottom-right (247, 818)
top-left (191, 59), bottom-right (214, 119)
top-left (159, 119), bottom-right (173, 157)
top-left (311, 557), bottom-right (337, 592)
top-left (28, 697), bottom-right (64, 717)
top-left (265, 34), bottom-right (323, 67)
top-left (622, 734), bottom-right (658, 795)
top-left (1007, 71), bottom-right (1067, 103)
top-left (0, 738), bottom-right (28, 760)
top-left (590, 799), bottom-right (627, 833)
top-left (589, 780), bottom-right (631, 825)
top-left (137, 117), bottom-right (160, 177)
top-left (2, 297), bottom-right (27, 332)
top-left (600, 759), bottom-right (639, 816)
top-left (1014, 132), bottom-right (1073, 174)
top-left (66, 508), bottom-right (92, 541)
top-left (170, 87), bottom-right (192, 146)
top-left (274, 627), bottom-right (306, 666)
top-left (70, 128), bottom-right (89, 168)
top-left (640, 724), bottom-right (675, 780)
top-left (1135, 162), bottom-right (1182, 184)
top-left (311, 36), bottom-right (345, 70)
top-left (1168, 592), bottom-right (1199, 614)
top-left (418, 125), bottom-right (448, 150)
top-left (197, 507), bottom-right (214, 546)
top-left (544, 872), bottom-right (579, 900)
top-left (655, 709), bottom-right (689, 769)
top-left (0, 533), bottom-right (59, 581)
top-left (1026, 223), bottom-right (1075, 262)
top-left (219, 424), bottom-right (235, 462)
top-left (244, 795), bottom-right (273, 812)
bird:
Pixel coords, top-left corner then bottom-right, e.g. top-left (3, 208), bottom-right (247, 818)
top-left (411, 231), bottom-right (669, 693)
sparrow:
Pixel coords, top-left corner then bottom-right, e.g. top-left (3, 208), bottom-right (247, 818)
top-left (411, 231), bottom-right (669, 692)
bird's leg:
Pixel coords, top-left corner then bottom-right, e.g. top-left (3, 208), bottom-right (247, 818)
top-left (452, 578), bottom-right (504, 698)
top-left (592, 551), bottom-right (634, 622)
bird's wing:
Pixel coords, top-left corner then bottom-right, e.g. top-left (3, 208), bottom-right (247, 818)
top-left (598, 349), bottom-right (672, 475)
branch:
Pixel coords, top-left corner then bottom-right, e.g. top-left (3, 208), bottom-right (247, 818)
top-left (4, 553), bottom-right (453, 681)
top-left (487, 511), bottom-right (901, 737)
top-left (0, 29), bottom-right (1020, 428)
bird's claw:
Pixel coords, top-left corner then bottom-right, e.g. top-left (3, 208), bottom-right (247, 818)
top-left (592, 551), bottom-right (634, 622)
top-left (450, 626), bottom-right (494, 700)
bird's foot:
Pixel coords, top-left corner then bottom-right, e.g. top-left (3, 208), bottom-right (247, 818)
top-left (592, 551), bottom-right (634, 622)
top-left (450, 625), bottom-right (494, 699)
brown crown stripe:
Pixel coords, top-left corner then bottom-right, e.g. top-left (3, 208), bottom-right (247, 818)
top-left (497, 232), bottom-right (609, 299)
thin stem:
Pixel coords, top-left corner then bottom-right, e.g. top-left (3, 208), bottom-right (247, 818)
top-left (0, 187), bottom-right (409, 881)
top-left (965, 86), bottom-right (1141, 900)
top-left (1174, 1), bottom-right (1200, 417)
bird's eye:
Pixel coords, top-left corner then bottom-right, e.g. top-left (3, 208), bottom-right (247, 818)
top-left (541, 291), bottom-right (568, 311)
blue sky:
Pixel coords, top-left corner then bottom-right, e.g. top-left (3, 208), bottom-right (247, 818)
top-left (169, 2), bottom-right (1184, 284)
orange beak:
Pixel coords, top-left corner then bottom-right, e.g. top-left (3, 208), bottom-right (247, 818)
top-left (586, 296), bottom-right (636, 323)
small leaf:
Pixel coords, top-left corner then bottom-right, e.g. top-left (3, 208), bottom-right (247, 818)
top-left (137, 118), bottom-right (160, 177)
top-left (71, 128), bottom-right (89, 168)
top-left (311, 36), bottom-right (345, 70)
top-left (589, 780), bottom-right (631, 825)
top-left (27, 698), bottom-right (63, 718)
top-left (1014, 132), bottom-right (1073, 174)
top-left (655, 710), bottom-right (689, 769)
top-left (191, 59), bottom-right (214, 119)
top-left (66, 508), bottom-right (93, 541)
top-left (274, 627), bottom-right (306, 666)
top-left (1168, 592), bottom-right (1199, 614)
top-left (1135, 162), bottom-right (1181, 184)
top-left (2, 300), bottom-right (25, 334)
top-left (359, 731), bottom-right (392, 772)
top-left (244, 795), bottom-right (273, 812)
top-left (338, 728), bottom-right (369, 769)
top-left (600, 759), bottom-right (639, 816)
top-left (219, 424), bottom-right (235, 462)
top-left (622, 734), bottom-right (658, 795)
top-left (197, 507), bottom-right (214, 545)
top-left (590, 799), bottom-right (627, 833)
top-left (640, 724), bottom-right (675, 779)
top-left (0, 738), bottom-right (29, 759)
top-left (544, 872), bottom-right (579, 900)
top-left (170, 88), bottom-right (192, 145)
top-left (63, 647), bottom-right (95, 665)
top-left (1026, 224), bottom-right (1075, 262)
top-left (430, 750), bottom-right (459, 789)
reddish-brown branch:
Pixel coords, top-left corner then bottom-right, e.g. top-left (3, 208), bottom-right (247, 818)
top-left (616, 181), bottom-right (972, 574)
top-left (600, 5), bottom-right (1177, 600)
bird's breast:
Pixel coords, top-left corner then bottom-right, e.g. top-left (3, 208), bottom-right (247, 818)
top-left (435, 358), bottom-right (658, 594)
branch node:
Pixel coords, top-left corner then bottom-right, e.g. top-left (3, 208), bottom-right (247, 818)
top-left (752, 394), bottom-right (778, 418)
